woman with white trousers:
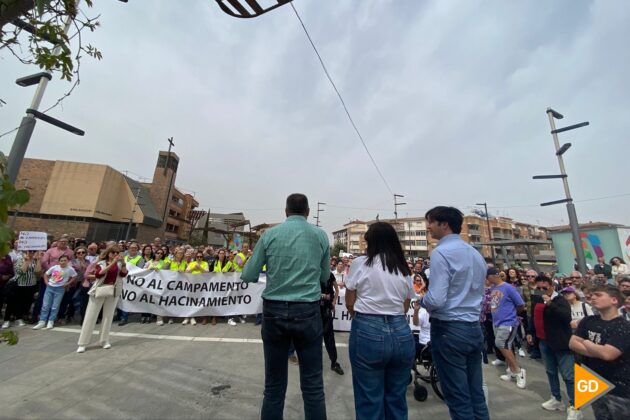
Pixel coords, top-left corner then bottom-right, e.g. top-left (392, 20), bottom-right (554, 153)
top-left (76, 245), bottom-right (128, 353)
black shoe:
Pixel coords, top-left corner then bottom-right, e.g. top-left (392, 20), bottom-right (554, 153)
top-left (331, 363), bottom-right (344, 375)
top-left (118, 319), bottom-right (128, 326)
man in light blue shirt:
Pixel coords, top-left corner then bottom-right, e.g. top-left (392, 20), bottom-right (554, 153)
top-left (420, 206), bottom-right (489, 420)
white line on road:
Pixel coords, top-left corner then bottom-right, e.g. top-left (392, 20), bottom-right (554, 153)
top-left (51, 327), bottom-right (349, 347)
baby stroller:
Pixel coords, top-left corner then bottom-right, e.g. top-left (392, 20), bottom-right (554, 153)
top-left (411, 342), bottom-right (443, 402)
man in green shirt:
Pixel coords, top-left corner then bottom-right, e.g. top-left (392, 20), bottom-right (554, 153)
top-left (241, 193), bottom-right (329, 420)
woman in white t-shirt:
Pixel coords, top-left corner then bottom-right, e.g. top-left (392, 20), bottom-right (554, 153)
top-left (345, 222), bottom-right (415, 420)
top-left (560, 286), bottom-right (594, 330)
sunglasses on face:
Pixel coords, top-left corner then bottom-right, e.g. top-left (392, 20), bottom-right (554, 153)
top-left (535, 286), bottom-right (549, 290)
top-left (76, 251), bottom-right (85, 255)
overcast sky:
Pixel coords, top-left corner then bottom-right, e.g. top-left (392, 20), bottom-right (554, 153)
top-left (1, 0), bottom-right (629, 236)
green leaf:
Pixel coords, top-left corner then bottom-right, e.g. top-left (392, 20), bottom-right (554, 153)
top-left (36, 0), bottom-right (47, 17)
top-left (14, 189), bottom-right (30, 206)
top-left (1, 330), bottom-right (19, 345)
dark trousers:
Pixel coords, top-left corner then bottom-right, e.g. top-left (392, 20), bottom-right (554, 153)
top-left (261, 300), bottom-right (326, 420)
top-left (431, 318), bottom-right (489, 420)
top-left (321, 306), bottom-right (338, 366)
top-left (32, 280), bottom-right (46, 321)
top-left (4, 285), bottom-right (37, 321)
top-left (58, 285), bottom-right (78, 320)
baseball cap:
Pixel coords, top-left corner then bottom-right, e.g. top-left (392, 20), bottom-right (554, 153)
top-left (487, 267), bottom-right (500, 277)
top-left (561, 286), bottom-right (576, 294)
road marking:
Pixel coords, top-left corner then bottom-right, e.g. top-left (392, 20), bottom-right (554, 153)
top-left (51, 327), bottom-right (349, 347)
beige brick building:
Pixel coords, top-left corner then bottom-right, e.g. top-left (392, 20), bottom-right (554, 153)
top-left (10, 151), bottom-right (198, 244)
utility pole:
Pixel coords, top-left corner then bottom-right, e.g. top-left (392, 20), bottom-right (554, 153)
top-left (393, 194), bottom-right (406, 256)
top-left (476, 202), bottom-right (496, 266)
top-left (533, 108), bottom-right (589, 274)
top-left (315, 202), bottom-right (326, 227)
top-left (393, 194), bottom-right (405, 222)
top-left (125, 187), bottom-right (142, 240)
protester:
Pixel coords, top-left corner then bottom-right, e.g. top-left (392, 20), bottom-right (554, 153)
top-left (526, 275), bottom-right (580, 419)
top-left (332, 261), bottom-right (346, 289)
top-left (594, 256), bottom-right (613, 284)
top-left (33, 255), bottom-right (77, 330)
top-left (0, 249), bottom-right (16, 322)
top-left (621, 294), bottom-right (630, 322)
top-left (2, 250), bottom-right (41, 328)
top-left (619, 277), bottom-right (630, 293)
top-left (487, 267), bottom-right (527, 389)
top-left (241, 193), bottom-right (329, 420)
top-left (68, 246), bottom-right (90, 325)
top-left (419, 206), bottom-right (488, 420)
top-left (76, 245), bottom-right (128, 353)
top-left (321, 272), bottom-right (343, 375)
top-left (609, 256), bottom-right (628, 277)
top-left (570, 285), bottom-right (630, 420)
top-left (561, 286), bottom-right (593, 331)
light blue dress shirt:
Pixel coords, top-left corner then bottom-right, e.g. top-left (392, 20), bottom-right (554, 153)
top-left (420, 234), bottom-right (486, 322)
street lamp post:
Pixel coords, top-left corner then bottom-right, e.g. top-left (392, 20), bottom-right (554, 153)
top-left (476, 202), bottom-right (496, 265)
top-left (533, 108), bottom-right (589, 274)
top-left (315, 202), bottom-right (326, 227)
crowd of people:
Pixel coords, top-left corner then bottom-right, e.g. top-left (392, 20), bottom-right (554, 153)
top-left (1, 197), bottom-right (629, 420)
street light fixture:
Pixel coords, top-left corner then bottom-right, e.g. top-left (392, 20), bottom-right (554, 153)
top-left (476, 202), bottom-right (496, 265)
top-left (215, 0), bottom-right (293, 18)
top-left (533, 107), bottom-right (589, 274)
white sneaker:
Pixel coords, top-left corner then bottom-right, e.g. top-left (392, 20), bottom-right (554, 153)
top-left (190, 318), bottom-right (197, 326)
top-left (515, 368), bottom-right (526, 389)
top-left (102, 342), bottom-right (111, 349)
top-left (32, 321), bottom-right (46, 330)
top-left (156, 320), bottom-right (164, 326)
top-left (168, 319), bottom-right (173, 324)
top-left (182, 318), bottom-right (189, 325)
top-left (239, 316), bottom-right (246, 324)
top-left (16, 319), bottom-right (25, 327)
top-left (491, 359), bottom-right (506, 366)
top-left (227, 318), bottom-right (237, 326)
top-left (567, 406), bottom-right (583, 420)
top-left (518, 348), bottom-right (526, 357)
top-left (500, 371), bottom-right (516, 382)
top-left (45, 321), bottom-right (54, 330)
top-left (1, 321), bottom-right (9, 329)
top-left (76, 346), bottom-right (86, 353)
top-left (542, 397), bottom-right (565, 411)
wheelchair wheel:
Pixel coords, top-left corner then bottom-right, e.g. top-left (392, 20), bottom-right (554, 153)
top-left (429, 364), bottom-right (444, 401)
top-left (413, 383), bottom-right (428, 401)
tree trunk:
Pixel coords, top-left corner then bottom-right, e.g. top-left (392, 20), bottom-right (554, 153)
top-left (0, 0), bottom-right (34, 30)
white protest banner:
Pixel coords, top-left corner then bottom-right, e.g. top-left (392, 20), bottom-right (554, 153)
top-left (332, 288), bottom-right (419, 332)
top-left (17, 231), bottom-right (48, 251)
top-left (118, 268), bottom-right (265, 317)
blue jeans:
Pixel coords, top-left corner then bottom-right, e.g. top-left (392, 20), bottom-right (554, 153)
top-left (349, 313), bottom-right (415, 420)
top-left (261, 300), bottom-right (326, 420)
top-left (430, 319), bottom-right (489, 420)
top-left (39, 286), bottom-right (66, 322)
top-left (539, 340), bottom-right (574, 406)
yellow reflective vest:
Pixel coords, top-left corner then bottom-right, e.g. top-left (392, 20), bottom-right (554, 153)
top-left (233, 252), bottom-right (248, 272)
top-left (213, 260), bottom-right (233, 273)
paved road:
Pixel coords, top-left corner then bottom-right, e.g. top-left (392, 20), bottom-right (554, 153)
top-left (0, 320), bottom-right (594, 419)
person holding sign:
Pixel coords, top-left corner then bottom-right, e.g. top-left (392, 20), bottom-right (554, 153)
top-left (241, 193), bottom-right (330, 420)
top-left (344, 222), bottom-right (415, 420)
top-left (76, 245), bottom-right (128, 353)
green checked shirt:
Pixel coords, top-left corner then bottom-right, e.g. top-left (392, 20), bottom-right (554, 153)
top-left (241, 215), bottom-right (330, 302)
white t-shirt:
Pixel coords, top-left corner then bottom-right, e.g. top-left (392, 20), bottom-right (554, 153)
top-left (332, 271), bottom-right (346, 288)
top-left (414, 306), bottom-right (431, 345)
top-left (346, 255), bottom-right (414, 315)
top-left (570, 301), bottom-right (594, 323)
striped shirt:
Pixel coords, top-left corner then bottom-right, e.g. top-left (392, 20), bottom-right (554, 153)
top-left (13, 255), bottom-right (40, 287)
